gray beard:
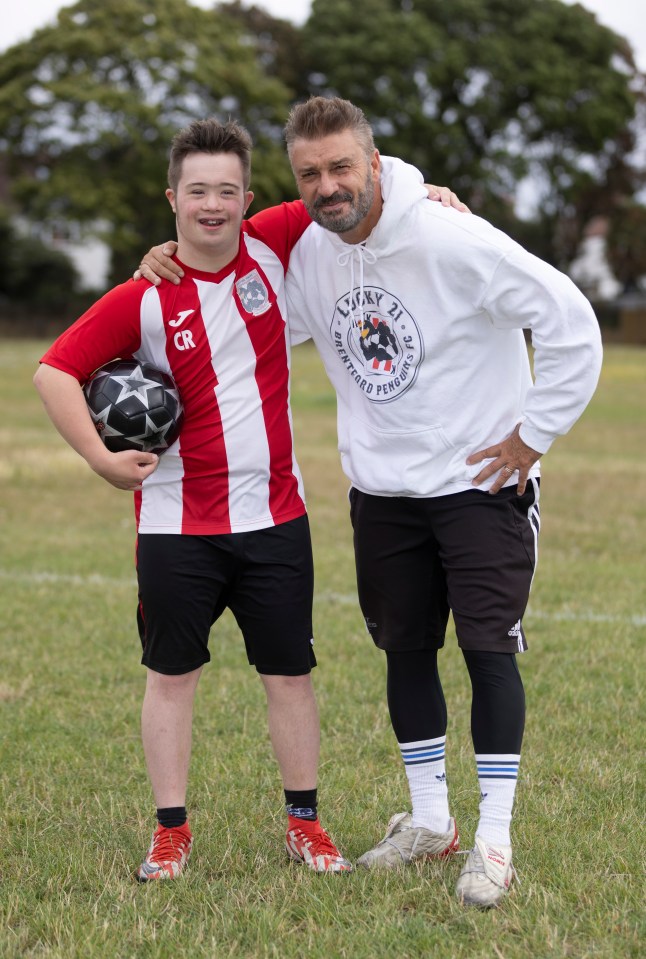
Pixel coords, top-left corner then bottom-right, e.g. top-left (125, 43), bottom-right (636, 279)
top-left (306, 177), bottom-right (375, 234)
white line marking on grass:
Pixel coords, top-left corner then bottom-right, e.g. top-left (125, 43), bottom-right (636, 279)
top-left (0, 569), bottom-right (136, 588)
top-left (317, 592), bottom-right (646, 627)
top-left (2, 575), bottom-right (644, 627)
top-left (525, 606), bottom-right (646, 627)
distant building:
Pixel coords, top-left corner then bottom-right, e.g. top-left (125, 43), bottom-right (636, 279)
top-left (1, 157), bottom-right (109, 292)
top-left (14, 215), bottom-right (110, 292)
top-left (569, 216), bottom-right (622, 302)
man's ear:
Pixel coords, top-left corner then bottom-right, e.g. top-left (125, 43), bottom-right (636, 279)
top-left (165, 188), bottom-right (177, 214)
top-left (243, 191), bottom-right (255, 215)
top-left (371, 149), bottom-right (381, 182)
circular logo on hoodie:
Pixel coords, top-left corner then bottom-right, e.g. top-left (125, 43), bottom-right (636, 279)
top-left (330, 285), bottom-right (424, 403)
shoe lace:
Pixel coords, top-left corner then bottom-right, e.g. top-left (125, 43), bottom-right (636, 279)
top-left (293, 824), bottom-right (341, 859)
top-left (457, 846), bottom-right (520, 885)
top-left (150, 828), bottom-right (188, 863)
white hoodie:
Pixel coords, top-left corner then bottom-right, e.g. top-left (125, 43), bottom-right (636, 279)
top-left (286, 157), bottom-right (602, 498)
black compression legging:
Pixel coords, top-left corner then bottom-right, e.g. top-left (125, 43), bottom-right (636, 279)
top-left (386, 649), bottom-right (447, 743)
top-left (385, 648), bottom-right (525, 754)
top-left (462, 648), bottom-right (525, 754)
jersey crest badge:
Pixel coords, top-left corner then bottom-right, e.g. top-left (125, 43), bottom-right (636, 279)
top-left (236, 270), bottom-right (271, 316)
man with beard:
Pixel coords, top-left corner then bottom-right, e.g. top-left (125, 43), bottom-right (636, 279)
top-left (138, 97), bottom-right (601, 907)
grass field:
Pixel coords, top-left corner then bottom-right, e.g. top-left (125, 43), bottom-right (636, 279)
top-left (1, 339), bottom-right (644, 959)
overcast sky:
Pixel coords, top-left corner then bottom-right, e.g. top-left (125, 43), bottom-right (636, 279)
top-left (1, 1), bottom-right (644, 69)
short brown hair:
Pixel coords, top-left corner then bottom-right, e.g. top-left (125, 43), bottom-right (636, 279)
top-left (167, 118), bottom-right (253, 192)
top-left (284, 97), bottom-right (375, 159)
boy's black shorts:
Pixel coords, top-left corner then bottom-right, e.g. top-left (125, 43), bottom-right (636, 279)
top-left (350, 481), bottom-right (540, 654)
top-left (136, 515), bottom-right (315, 676)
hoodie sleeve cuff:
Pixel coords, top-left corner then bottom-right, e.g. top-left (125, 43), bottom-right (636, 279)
top-left (518, 423), bottom-right (555, 455)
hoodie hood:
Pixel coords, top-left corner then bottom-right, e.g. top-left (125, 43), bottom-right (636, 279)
top-left (323, 156), bottom-right (429, 323)
top-left (369, 155), bottom-right (430, 255)
top-left (322, 155), bottom-right (428, 259)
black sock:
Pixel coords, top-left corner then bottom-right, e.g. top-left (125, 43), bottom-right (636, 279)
top-left (156, 806), bottom-right (188, 829)
top-left (285, 788), bottom-right (318, 820)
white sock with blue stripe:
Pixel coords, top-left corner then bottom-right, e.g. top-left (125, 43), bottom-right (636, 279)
top-left (399, 736), bottom-right (451, 833)
top-left (475, 753), bottom-right (520, 846)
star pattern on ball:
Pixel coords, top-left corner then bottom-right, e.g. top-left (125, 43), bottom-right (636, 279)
top-left (128, 415), bottom-right (177, 452)
top-left (111, 366), bottom-right (162, 408)
top-left (87, 403), bottom-right (127, 440)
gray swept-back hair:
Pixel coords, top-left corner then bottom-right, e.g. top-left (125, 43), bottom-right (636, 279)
top-left (284, 97), bottom-right (375, 160)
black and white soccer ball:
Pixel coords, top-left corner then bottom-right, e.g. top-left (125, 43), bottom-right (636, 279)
top-left (83, 359), bottom-right (184, 454)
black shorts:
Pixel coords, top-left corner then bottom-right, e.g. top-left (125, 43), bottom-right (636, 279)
top-left (350, 481), bottom-right (540, 654)
top-left (136, 515), bottom-right (316, 676)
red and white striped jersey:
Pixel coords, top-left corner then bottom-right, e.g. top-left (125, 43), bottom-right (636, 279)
top-left (41, 202), bottom-right (313, 535)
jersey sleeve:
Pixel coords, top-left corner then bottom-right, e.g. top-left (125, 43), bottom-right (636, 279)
top-left (40, 280), bottom-right (146, 382)
top-left (246, 201), bottom-right (312, 271)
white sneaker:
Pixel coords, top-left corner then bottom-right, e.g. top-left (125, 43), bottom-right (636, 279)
top-left (455, 836), bottom-right (515, 907)
top-left (356, 812), bottom-right (459, 869)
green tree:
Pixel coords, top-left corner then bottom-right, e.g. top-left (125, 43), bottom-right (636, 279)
top-left (221, 1), bottom-right (308, 100)
top-left (301, 0), bottom-right (644, 264)
top-left (0, 0), bottom-right (296, 283)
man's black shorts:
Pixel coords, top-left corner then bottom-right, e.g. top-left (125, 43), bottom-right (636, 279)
top-left (136, 515), bottom-right (316, 676)
top-left (350, 481), bottom-right (540, 654)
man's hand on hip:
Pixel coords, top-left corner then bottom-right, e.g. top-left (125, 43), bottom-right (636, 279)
top-left (467, 424), bottom-right (541, 495)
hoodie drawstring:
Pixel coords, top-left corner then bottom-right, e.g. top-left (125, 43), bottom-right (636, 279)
top-left (336, 245), bottom-right (377, 325)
